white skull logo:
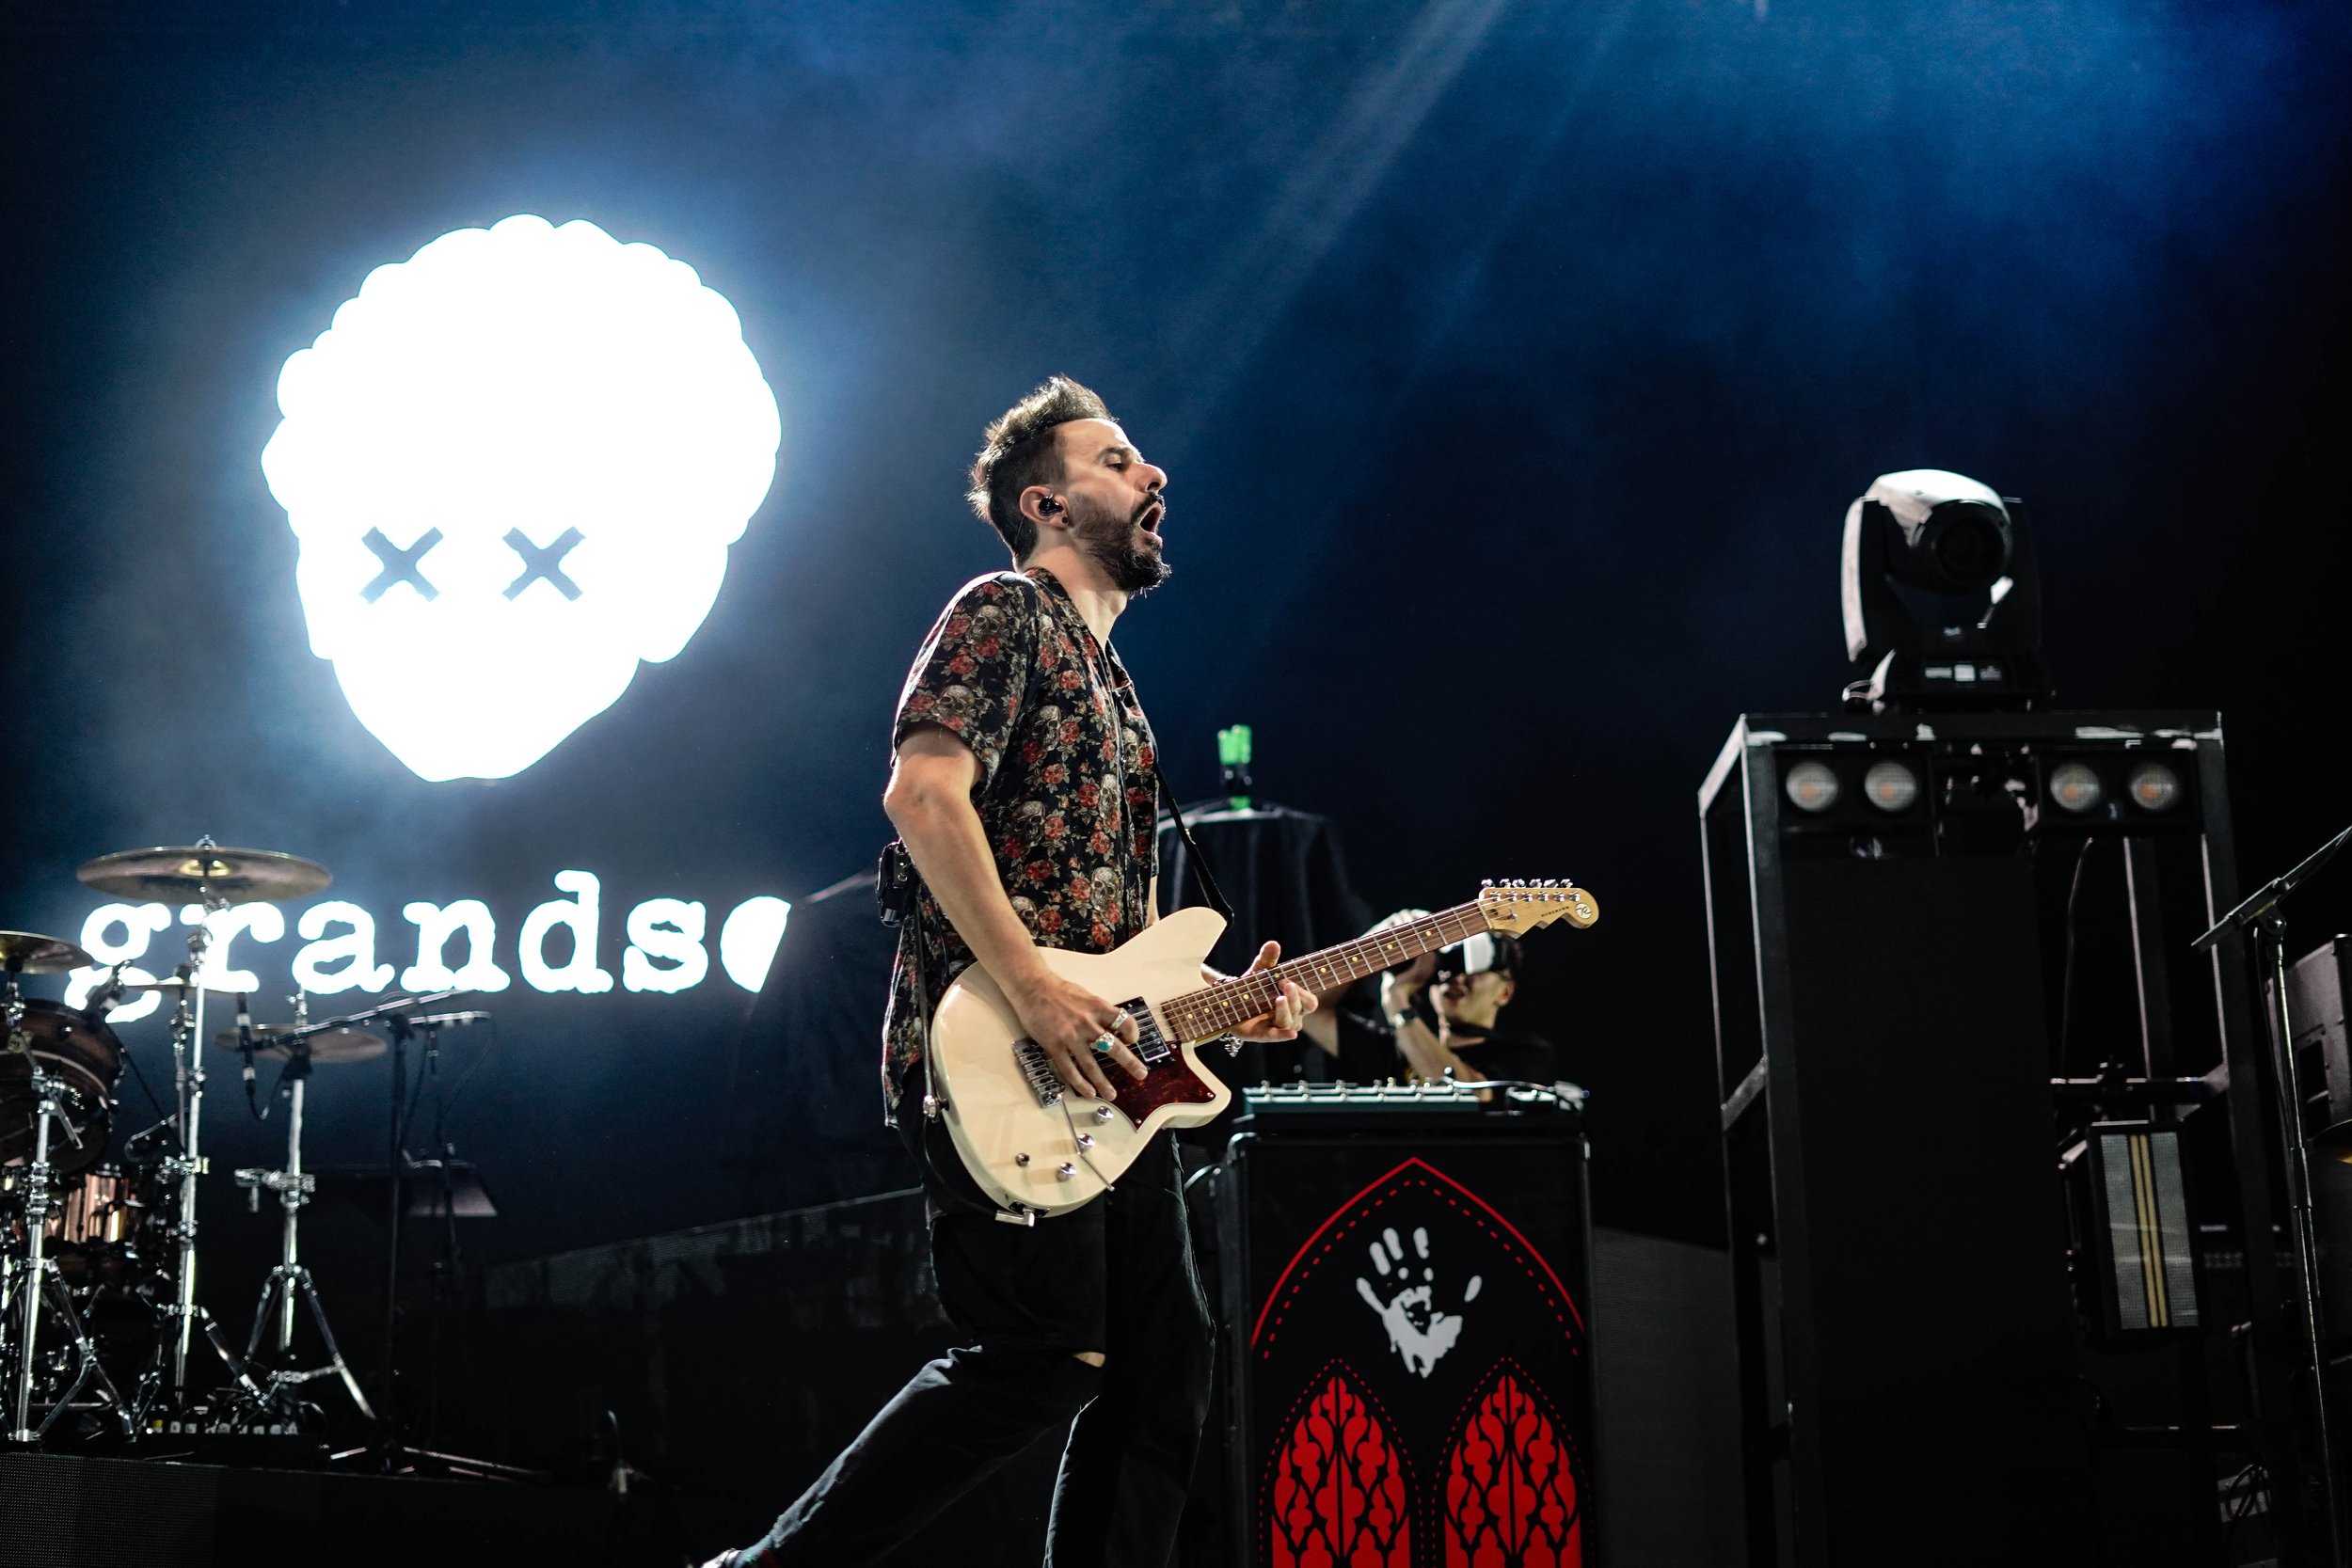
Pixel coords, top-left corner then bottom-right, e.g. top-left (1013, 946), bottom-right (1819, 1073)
top-left (262, 215), bottom-right (781, 781)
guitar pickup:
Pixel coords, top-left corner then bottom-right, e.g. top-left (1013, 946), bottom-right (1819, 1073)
top-left (1118, 998), bottom-right (1173, 1066)
top-left (1011, 1038), bottom-right (1063, 1107)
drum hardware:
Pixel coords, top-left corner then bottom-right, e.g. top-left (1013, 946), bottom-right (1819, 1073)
top-left (1, 998), bottom-right (124, 1180)
top-left (228, 1005), bottom-right (376, 1425)
top-left (1, 1249), bottom-right (134, 1444)
top-left (6, 938), bottom-right (129, 1446)
top-left (75, 838), bottom-right (331, 1398)
top-left (286, 985), bottom-right (464, 1437)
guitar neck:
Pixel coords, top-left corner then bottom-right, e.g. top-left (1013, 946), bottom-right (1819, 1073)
top-left (1159, 902), bottom-right (1490, 1041)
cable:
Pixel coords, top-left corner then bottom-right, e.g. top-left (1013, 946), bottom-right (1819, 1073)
top-left (441, 1016), bottom-right (499, 1112)
top-left (2056, 836), bottom-right (2097, 1073)
top-left (118, 1042), bottom-right (171, 1123)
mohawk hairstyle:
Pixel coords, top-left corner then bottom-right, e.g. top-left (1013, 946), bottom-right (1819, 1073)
top-left (967, 375), bottom-right (1113, 562)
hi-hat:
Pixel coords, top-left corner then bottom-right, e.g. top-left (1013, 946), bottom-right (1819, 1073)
top-left (0, 929), bottom-right (94, 974)
top-left (213, 1024), bottom-right (386, 1065)
top-left (120, 975), bottom-right (238, 994)
top-left (77, 847), bottom-right (332, 905)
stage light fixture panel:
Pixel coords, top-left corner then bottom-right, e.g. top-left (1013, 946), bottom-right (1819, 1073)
top-left (2047, 761), bottom-right (2104, 814)
top-left (2127, 762), bottom-right (2181, 812)
top-left (1862, 760), bottom-right (1920, 813)
top-left (1784, 761), bottom-right (1840, 813)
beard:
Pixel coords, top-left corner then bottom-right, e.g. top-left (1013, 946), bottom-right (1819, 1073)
top-left (1068, 491), bottom-right (1172, 595)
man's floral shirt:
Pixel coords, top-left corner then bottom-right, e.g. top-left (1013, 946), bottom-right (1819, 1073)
top-left (882, 566), bottom-right (1160, 1108)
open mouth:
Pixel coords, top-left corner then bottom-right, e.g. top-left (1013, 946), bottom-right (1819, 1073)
top-left (1136, 499), bottom-right (1165, 543)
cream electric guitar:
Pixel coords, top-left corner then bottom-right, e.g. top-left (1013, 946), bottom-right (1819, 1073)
top-left (929, 880), bottom-right (1598, 1218)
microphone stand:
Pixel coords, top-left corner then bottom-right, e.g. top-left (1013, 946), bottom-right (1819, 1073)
top-left (323, 996), bottom-right (527, 1481)
top-left (422, 1017), bottom-right (453, 1443)
top-left (2194, 819), bottom-right (2352, 1568)
top-left (382, 1007), bottom-right (415, 1443)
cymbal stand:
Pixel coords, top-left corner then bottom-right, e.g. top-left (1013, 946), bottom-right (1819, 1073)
top-left (155, 870), bottom-right (258, 1402)
top-left (5, 964), bottom-right (133, 1446)
top-left (8, 973), bottom-right (66, 1439)
top-left (232, 1015), bottom-right (374, 1423)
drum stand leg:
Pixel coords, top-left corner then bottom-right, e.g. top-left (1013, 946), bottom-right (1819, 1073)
top-left (236, 1061), bottom-right (374, 1423)
top-left (238, 1264), bottom-right (374, 1423)
top-left (8, 1026), bottom-right (87, 1445)
top-left (29, 1261), bottom-right (133, 1441)
top-left (8, 1071), bottom-right (91, 1438)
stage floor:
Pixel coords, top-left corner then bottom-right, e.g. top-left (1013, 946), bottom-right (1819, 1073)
top-left (0, 1450), bottom-right (625, 1568)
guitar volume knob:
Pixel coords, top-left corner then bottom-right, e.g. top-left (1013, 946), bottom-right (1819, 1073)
top-left (1057, 1163), bottom-right (1077, 1181)
top-left (1014, 1153), bottom-right (1031, 1166)
top-left (1076, 1133), bottom-right (1095, 1149)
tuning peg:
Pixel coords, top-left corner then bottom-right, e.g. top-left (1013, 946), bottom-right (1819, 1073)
top-left (1481, 879), bottom-right (1494, 888)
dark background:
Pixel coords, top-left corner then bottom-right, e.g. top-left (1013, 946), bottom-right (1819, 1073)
top-left (3, 0), bottom-right (2348, 1290)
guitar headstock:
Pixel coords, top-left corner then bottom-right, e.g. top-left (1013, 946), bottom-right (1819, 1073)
top-left (1477, 879), bottom-right (1598, 933)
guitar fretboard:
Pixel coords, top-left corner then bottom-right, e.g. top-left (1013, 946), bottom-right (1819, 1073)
top-left (1158, 902), bottom-right (1490, 1040)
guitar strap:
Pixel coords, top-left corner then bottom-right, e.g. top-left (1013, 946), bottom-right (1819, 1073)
top-left (1156, 772), bottom-right (1234, 925)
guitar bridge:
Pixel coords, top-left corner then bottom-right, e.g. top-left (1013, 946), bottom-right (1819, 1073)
top-left (1011, 1038), bottom-right (1063, 1107)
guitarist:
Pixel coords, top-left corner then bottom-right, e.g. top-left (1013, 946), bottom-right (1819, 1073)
top-left (706, 376), bottom-right (1315, 1568)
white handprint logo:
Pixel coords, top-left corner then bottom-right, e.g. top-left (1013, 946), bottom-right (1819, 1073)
top-left (1355, 1225), bottom-right (1482, 1378)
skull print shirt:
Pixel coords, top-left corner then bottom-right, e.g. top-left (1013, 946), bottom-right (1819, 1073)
top-left (882, 566), bottom-right (1162, 1109)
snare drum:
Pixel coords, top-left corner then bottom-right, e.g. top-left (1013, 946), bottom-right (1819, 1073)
top-left (2, 1162), bottom-right (158, 1286)
top-left (0, 997), bottom-right (124, 1178)
top-left (52, 1164), bottom-right (140, 1247)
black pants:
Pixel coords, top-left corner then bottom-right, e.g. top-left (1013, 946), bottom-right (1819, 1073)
top-left (739, 1112), bottom-right (1216, 1568)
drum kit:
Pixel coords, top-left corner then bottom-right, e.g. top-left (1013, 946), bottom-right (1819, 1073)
top-left (2, 838), bottom-right (482, 1452)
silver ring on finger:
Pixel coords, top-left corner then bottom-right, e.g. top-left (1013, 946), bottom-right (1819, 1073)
top-left (1088, 1035), bottom-right (1117, 1055)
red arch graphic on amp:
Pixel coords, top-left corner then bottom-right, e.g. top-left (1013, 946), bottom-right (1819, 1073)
top-left (1249, 1156), bottom-right (1584, 1354)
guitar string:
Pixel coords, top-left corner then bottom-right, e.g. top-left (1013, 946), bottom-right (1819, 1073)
top-left (1158, 901), bottom-right (1495, 1039)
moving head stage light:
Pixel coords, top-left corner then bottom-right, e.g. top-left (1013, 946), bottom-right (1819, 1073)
top-left (1840, 468), bottom-right (2051, 712)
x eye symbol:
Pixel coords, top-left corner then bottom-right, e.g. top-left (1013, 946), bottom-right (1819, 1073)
top-left (360, 527), bottom-right (442, 602)
top-left (504, 527), bottom-right (584, 601)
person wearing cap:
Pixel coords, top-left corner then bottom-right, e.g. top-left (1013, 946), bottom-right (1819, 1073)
top-left (1375, 921), bottom-right (1556, 1090)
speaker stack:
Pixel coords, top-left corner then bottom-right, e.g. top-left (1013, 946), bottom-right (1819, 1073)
top-left (1701, 708), bottom-right (2328, 1565)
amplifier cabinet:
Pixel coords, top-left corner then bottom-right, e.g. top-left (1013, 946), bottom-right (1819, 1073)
top-left (1216, 1085), bottom-right (1595, 1568)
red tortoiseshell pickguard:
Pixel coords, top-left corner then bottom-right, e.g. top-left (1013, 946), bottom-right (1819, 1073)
top-left (1102, 1048), bottom-right (1218, 1126)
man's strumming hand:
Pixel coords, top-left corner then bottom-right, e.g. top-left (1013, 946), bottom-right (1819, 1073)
top-left (1005, 968), bottom-right (1150, 1101)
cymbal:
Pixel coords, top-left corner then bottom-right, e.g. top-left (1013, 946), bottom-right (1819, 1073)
top-left (0, 930), bottom-right (94, 974)
top-left (77, 847), bottom-right (332, 905)
top-left (213, 1024), bottom-right (386, 1065)
top-left (121, 975), bottom-right (235, 994)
